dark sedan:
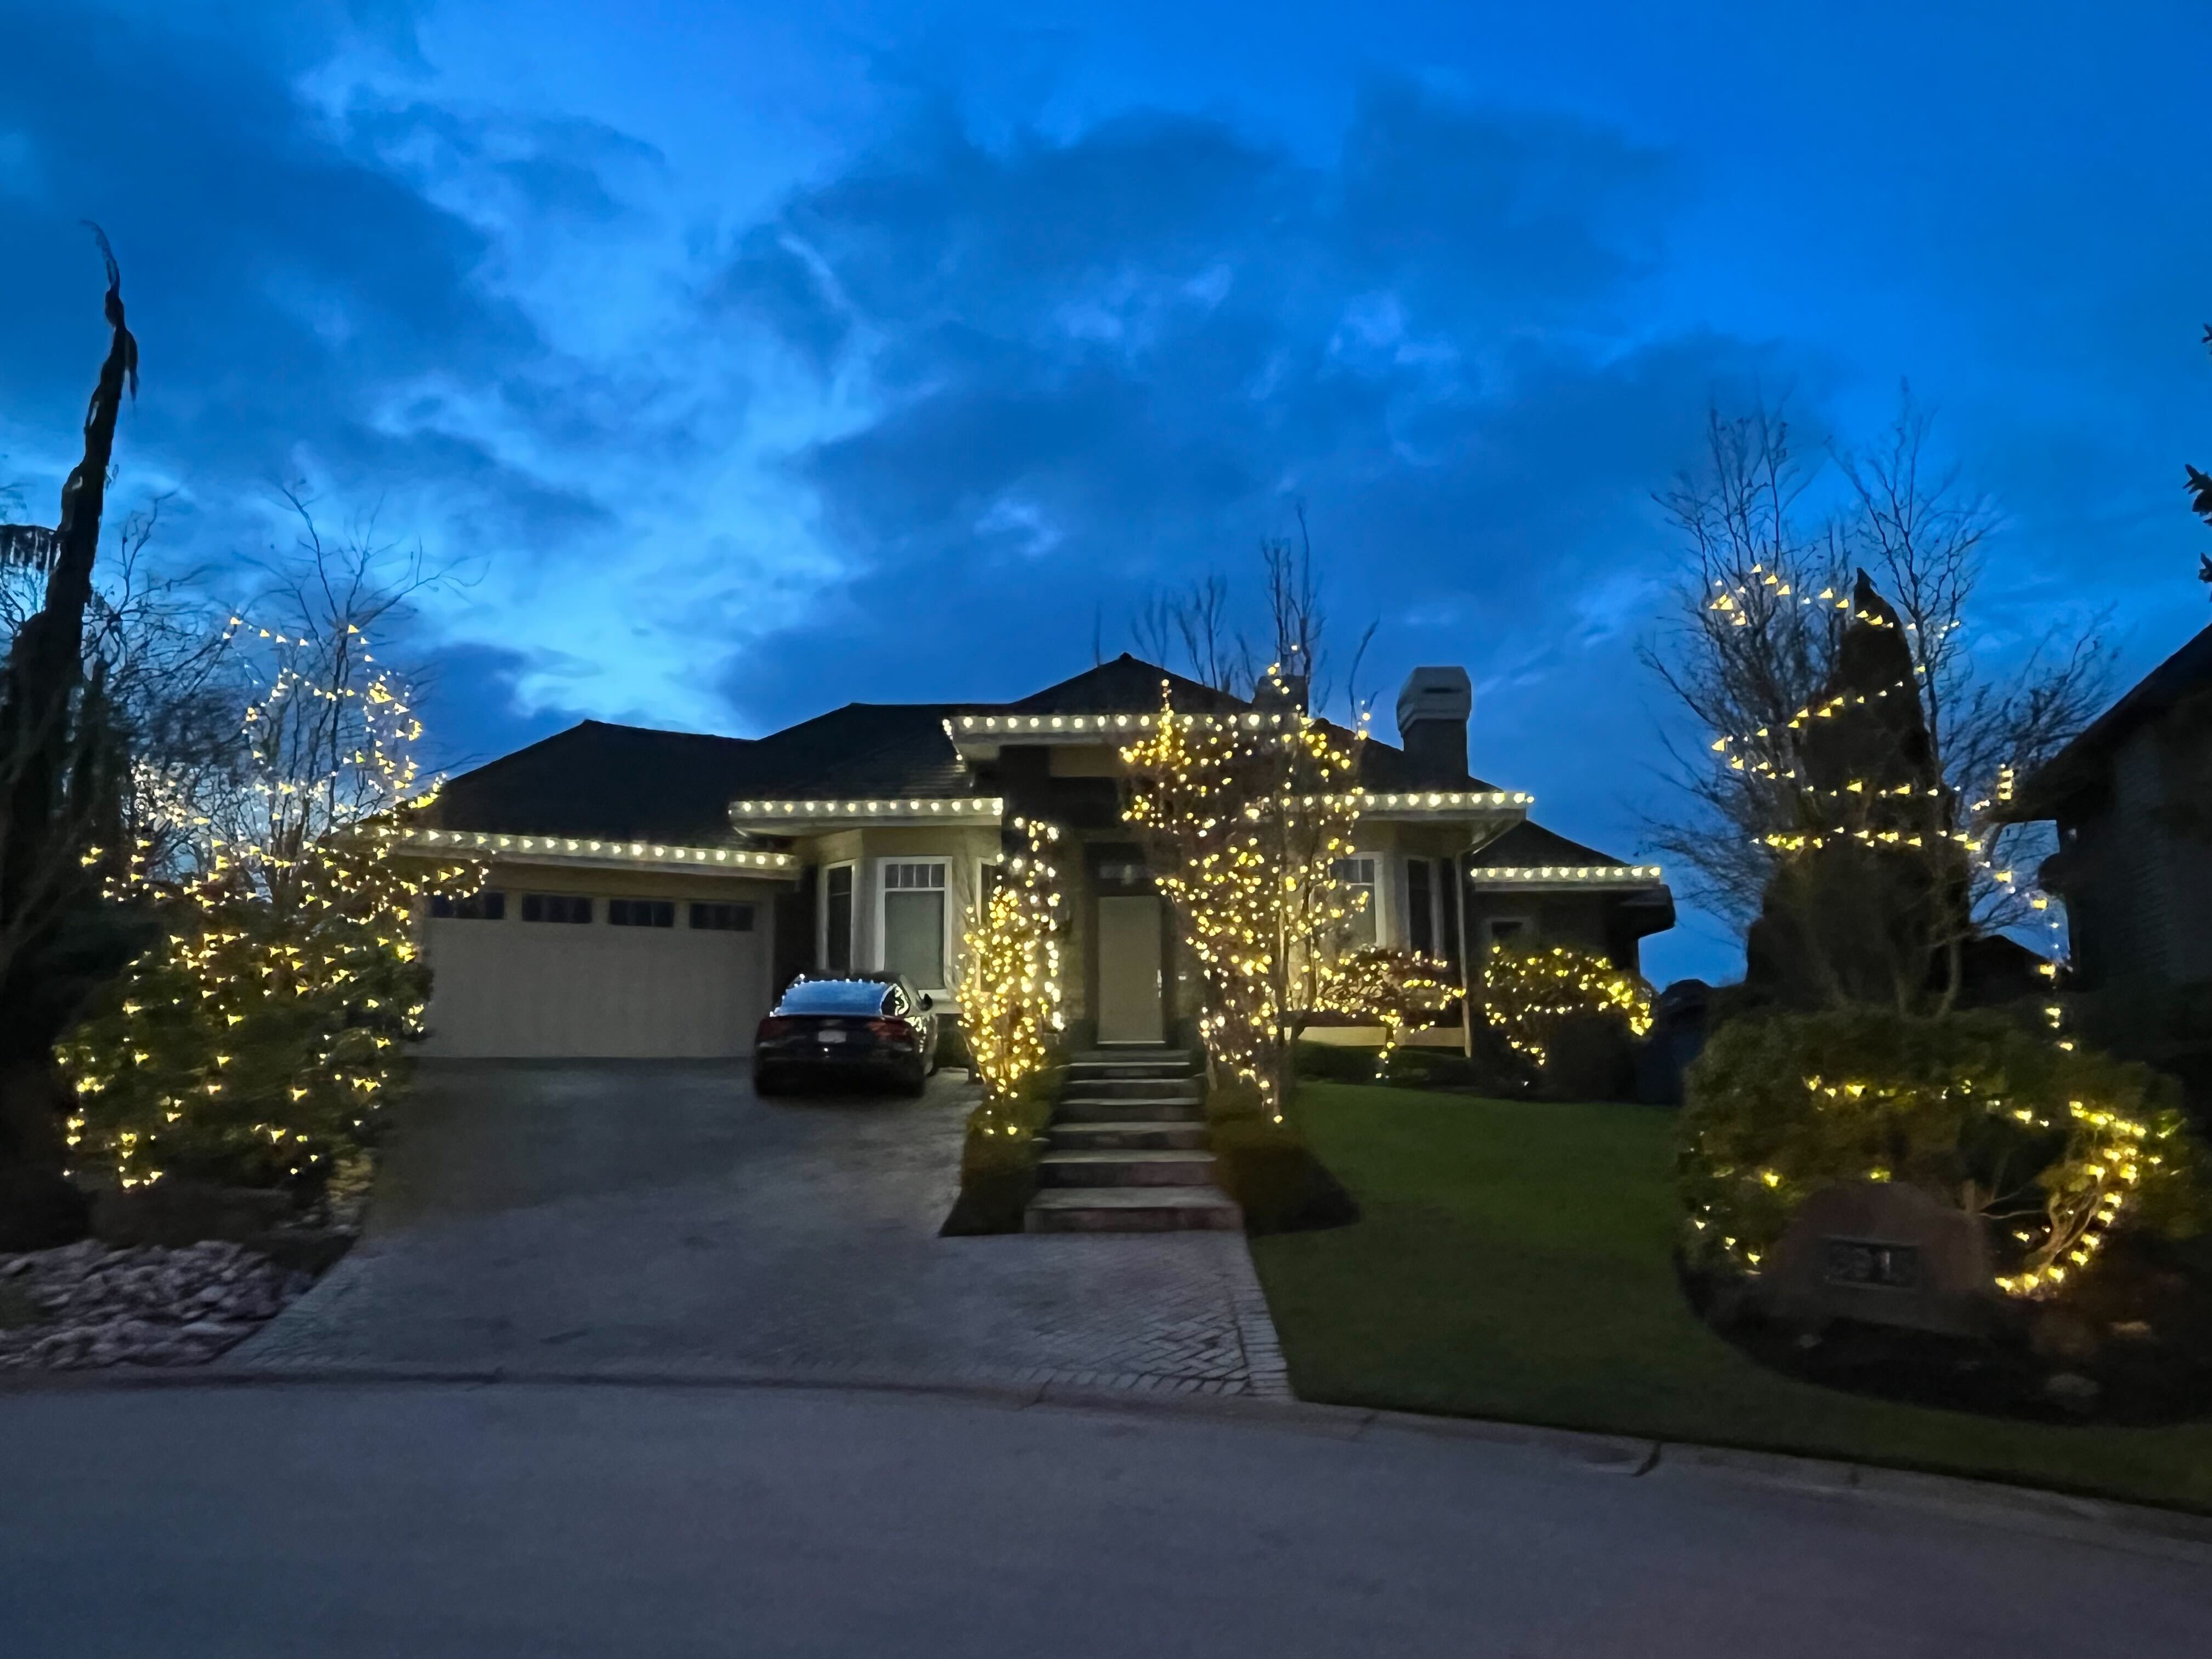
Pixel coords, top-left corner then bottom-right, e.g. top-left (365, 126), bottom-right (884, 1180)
top-left (752, 974), bottom-right (941, 1096)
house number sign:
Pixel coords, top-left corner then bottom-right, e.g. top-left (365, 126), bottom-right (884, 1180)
top-left (1821, 1238), bottom-right (1921, 1290)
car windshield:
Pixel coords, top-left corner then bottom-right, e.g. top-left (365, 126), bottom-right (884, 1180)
top-left (776, 980), bottom-right (893, 1015)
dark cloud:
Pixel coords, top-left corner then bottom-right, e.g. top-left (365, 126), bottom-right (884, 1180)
top-left (0, 4), bottom-right (634, 561)
top-left (708, 82), bottom-right (1762, 763)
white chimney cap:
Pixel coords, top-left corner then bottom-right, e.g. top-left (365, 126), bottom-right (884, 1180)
top-left (1396, 665), bottom-right (1472, 738)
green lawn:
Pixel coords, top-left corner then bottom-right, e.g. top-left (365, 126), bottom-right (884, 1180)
top-left (1250, 1084), bottom-right (2212, 1513)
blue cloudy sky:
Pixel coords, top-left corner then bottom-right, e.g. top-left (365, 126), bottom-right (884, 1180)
top-left (3, 0), bottom-right (2207, 983)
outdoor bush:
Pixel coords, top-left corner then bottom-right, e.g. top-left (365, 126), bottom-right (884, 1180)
top-left (1294, 1040), bottom-right (1387, 1084)
top-left (1482, 944), bottom-right (1654, 1098)
top-left (940, 1064), bottom-right (1063, 1235)
top-left (1679, 1008), bottom-right (2211, 1298)
top-left (1205, 1082), bottom-right (1357, 1234)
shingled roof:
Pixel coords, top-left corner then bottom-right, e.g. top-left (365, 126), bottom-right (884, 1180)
top-left (432, 653), bottom-right (1527, 843)
top-left (2009, 622), bottom-right (2212, 819)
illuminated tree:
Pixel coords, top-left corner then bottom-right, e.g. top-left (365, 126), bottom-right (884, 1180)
top-left (1316, 947), bottom-right (1457, 1075)
top-left (957, 817), bottom-right (1066, 1108)
top-left (1121, 672), bottom-right (1365, 1118)
top-left (58, 528), bottom-right (481, 1195)
top-left (1645, 393), bottom-right (2110, 1001)
top-left (1482, 943), bottom-right (1655, 1070)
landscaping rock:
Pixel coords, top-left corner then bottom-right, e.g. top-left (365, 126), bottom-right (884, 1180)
top-left (1757, 1181), bottom-right (1999, 1338)
top-left (0, 1234), bottom-right (347, 1372)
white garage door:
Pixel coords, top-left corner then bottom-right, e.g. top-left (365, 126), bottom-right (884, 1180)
top-left (420, 893), bottom-right (773, 1059)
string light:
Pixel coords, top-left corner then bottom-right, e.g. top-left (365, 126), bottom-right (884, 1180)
top-left (1121, 670), bottom-right (1366, 1121)
top-left (1482, 944), bottom-right (1655, 1068)
top-left (59, 607), bottom-right (485, 1192)
top-left (1316, 948), bottom-right (1457, 1071)
top-left (957, 817), bottom-right (1067, 1121)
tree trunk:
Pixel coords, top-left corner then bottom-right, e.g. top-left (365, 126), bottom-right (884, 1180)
top-left (0, 232), bottom-right (136, 1243)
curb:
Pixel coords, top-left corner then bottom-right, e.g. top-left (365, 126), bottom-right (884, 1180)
top-left (7, 1359), bottom-right (2211, 1558)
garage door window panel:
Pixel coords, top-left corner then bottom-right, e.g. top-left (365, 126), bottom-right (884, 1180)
top-left (608, 899), bottom-right (676, 928)
top-left (431, 891), bottom-right (506, 921)
top-left (690, 901), bottom-right (755, 931)
top-left (521, 893), bottom-right (592, 924)
top-left (880, 861), bottom-right (949, 991)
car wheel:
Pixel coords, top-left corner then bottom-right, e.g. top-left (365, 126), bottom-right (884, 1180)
top-left (900, 1063), bottom-right (929, 1098)
top-left (753, 1066), bottom-right (782, 1097)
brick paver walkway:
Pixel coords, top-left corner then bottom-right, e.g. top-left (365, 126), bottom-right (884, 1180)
top-left (232, 1062), bottom-right (1289, 1398)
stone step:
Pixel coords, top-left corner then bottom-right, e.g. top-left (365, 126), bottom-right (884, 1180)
top-left (1024, 1187), bottom-right (1243, 1233)
top-left (1073, 1049), bottom-right (1194, 1066)
top-left (1063, 1076), bottom-right (1205, 1102)
top-left (1052, 1097), bottom-right (1206, 1124)
top-left (1048, 1120), bottom-right (1211, 1152)
top-left (1066, 1063), bottom-right (1194, 1084)
top-left (1038, 1149), bottom-right (1217, 1187)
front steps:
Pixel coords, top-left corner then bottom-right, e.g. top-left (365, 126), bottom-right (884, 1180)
top-left (1025, 1050), bottom-right (1242, 1233)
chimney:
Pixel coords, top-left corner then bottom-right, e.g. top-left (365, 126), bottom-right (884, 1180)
top-left (1396, 666), bottom-right (1472, 781)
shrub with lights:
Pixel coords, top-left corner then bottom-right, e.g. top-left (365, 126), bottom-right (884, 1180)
top-left (1481, 943), bottom-right (1655, 1070)
top-left (57, 605), bottom-right (482, 1197)
top-left (1316, 947), bottom-right (1458, 1077)
top-left (1120, 672), bottom-right (1364, 1118)
top-left (958, 817), bottom-right (1067, 1114)
top-left (1680, 1008), bottom-right (2209, 1297)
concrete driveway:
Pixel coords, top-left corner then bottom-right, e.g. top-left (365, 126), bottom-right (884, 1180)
top-left (232, 1061), bottom-right (1282, 1393)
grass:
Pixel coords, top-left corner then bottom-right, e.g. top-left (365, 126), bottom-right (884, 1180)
top-left (1249, 1084), bottom-right (2212, 1513)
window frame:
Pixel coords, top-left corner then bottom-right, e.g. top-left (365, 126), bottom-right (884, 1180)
top-left (1482, 915), bottom-right (1533, 953)
top-left (607, 897), bottom-right (677, 929)
top-left (821, 861), bottom-right (857, 976)
top-left (872, 856), bottom-right (955, 995)
top-left (1334, 853), bottom-right (1383, 949)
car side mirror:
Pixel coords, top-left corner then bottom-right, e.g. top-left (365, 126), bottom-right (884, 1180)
top-left (918, 994), bottom-right (934, 1011)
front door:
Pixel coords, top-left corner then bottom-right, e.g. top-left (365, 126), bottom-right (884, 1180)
top-left (1096, 894), bottom-right (1166, 1045)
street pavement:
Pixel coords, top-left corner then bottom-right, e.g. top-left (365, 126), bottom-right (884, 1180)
top-left (230, 1060), bottom-right (1283, 1395)
top-left (4, 1379), bottom-right (2208, 1657)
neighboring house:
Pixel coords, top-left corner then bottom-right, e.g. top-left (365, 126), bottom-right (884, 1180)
top-left (2008, 623), bottom-right (2212, 1080)
top-left (404, 655), bottom-right (1673, 1058)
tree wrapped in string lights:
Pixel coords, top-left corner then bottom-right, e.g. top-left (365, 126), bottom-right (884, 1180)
top-left (957, 817), bottom-right (1066, 1110)
top-left (1316, 947), bottom-right (1457, 1075)
top-left (1121, 672), bottom-right (1365, 1118)
top-left (1482, 943), bottom-right (1655, 1070)
top-left (58, 537), bottom-right (482, 1196)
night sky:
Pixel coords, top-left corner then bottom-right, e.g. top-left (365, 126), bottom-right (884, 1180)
top-left (3, 1), bottom-right (2207, 984)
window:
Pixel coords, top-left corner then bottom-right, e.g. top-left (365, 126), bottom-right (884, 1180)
top-left (521, 893), bottom-right (592, 924)
top-left (825, 865), bottom-right (854, 974)
top-left (1406, 858), bottom-right (1436, 957)
top-left (690, 901), bottom-right (755, 932)
top-left (1485, 917), bottom-right (1531, 951)
top-left (1333, 856), bottom-right (1378, 947)
top-left (608, 898), bottom-right (676, 928)
top-left (881, 860), bottom-right (948, 989)
top-left (431, 891), bottom-right (505, 921)
top-left (776, 979), bottom-right (894, 1016)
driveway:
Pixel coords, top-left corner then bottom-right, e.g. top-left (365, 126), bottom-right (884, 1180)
top-left (232, 1061), bottom-right (1283, 1393)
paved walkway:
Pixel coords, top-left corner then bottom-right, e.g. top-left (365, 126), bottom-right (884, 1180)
top-left (232, 1061), bottom-right (1286, 1396)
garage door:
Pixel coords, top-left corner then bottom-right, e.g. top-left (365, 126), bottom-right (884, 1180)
top-left (419, 893), bottom-right (773, 1058)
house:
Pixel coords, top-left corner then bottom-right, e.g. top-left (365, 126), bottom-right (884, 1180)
top-left (403, 656), bottom-right (1673, 1058)
top-left (2006, 622), bottom-right (2212, 1087)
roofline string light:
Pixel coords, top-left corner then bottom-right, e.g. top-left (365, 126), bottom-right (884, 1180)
top-left (405, 828), bottom-right (797, 871)
top-left (728, 797), bottom-right (1005, 821)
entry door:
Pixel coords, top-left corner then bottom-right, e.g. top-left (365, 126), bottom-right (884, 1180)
top-left (1096, 895), bottom-right (1166, 1045)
